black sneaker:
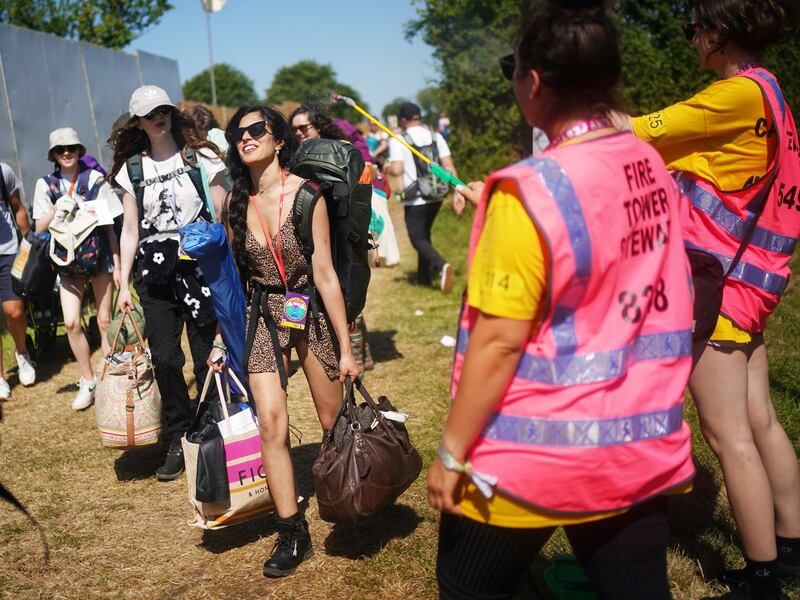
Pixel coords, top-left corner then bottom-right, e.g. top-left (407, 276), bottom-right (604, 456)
top-left (262, 514), bottom-right (313, 578)
top-left (156, 438), bottom-right (185, 481)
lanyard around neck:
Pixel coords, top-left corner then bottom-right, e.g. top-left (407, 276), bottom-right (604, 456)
top-left (61, 169), bottom-right (80, 197)
top-left (547, 118), bottom-right (614, 149)
top-left (250, 169), bottom-right (287, 285)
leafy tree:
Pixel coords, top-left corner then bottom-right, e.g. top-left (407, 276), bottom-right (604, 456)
top-left (183, 63), bottom-right (258, 106)
top-left (382, 97), bottom-right (412, 121)
top-left (0, 0), bottom-right (172, 50)
top-left (417, 86), bottom-right (445, 125)
top-left (408, 0), bottom-right (800, 180)
top-left (265, 60), bottom-right (367, 119)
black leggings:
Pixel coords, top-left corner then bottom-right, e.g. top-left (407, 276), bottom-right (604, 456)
top-left (437, 497), bottom-right (671, 600)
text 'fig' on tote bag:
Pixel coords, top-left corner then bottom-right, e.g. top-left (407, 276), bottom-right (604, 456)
top-left (182, 369), bottom-right (274, 529)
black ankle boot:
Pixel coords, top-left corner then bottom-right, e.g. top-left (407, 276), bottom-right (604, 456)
top-left (156, 438), bottom-right (185, 481)
top-left (262, 514), bottom-right (313, 578)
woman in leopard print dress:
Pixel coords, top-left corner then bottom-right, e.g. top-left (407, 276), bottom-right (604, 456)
top-left (213, 105), bottom-right (358, 579)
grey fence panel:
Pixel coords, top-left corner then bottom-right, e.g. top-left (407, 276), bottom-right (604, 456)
top-left (137, 51), bottom-right (183, 103)
top-left (82, 43), bottom-right (142, 170)
top-left (0, 24), bottom-right (58, 204)
top-left (42, 34), bottom-right (98, 168)
top-left (0, 52), bottom-right (20, 183)
top-left (0, 23), bottom-right (180, 207)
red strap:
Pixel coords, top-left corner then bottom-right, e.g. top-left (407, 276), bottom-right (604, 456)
top-left (250, 170), bottom-right (287, 285)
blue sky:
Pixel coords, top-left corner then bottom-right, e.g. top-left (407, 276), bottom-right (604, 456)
top-left (125, 0), bottom-right (440, 114)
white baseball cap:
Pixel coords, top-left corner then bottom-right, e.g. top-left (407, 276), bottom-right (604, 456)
top-left (128, 85), bottom-right (176, 117)
top-left (47, 127), bottom-right (86, 161)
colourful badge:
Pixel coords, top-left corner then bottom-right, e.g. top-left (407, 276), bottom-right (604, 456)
top-left (281, 292), bottom-right (310, 330)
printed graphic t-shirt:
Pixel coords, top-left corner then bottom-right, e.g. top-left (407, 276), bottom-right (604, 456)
top-left (113, 148), bottom-right (225, 241)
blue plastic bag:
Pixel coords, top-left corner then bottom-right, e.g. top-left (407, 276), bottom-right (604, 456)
top-left (180, 220), bottom-right (247, 389)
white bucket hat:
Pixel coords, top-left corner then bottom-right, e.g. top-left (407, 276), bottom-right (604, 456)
top-left (47, 128), bottom-right (86, 162)
top-left (129, 85), bottom-right (176, 118)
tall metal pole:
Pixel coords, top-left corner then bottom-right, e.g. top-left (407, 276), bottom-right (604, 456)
top-left (205, 8), bottom-right (217, 106)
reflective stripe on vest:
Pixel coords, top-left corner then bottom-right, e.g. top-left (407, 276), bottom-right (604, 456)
top-left (457, 328), bottom-right (691, 386)
top-left (483, 402), bottom-right (684, 447)
top-left (685, 240), bottom-right (788, 296)
top-left (529, 158), bottom-right (590, 355)
top-left (676, 173), bottom-right (796, 255)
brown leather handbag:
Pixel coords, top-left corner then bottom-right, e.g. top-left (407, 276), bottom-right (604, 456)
top-left (312, 378), bottom-right (422, 523)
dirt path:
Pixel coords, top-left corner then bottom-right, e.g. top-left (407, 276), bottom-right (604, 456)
top-left (0, 198), bottom-right (458, 600)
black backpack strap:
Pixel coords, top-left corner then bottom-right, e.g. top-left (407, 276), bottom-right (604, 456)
top-left (401, 131), bottom-right (432, 175)
top-left (0, 166), bottom-right (8, 208)
top-left (126, 154), bottom-right (145, 219)
top-left (183, 147), bottom-right (209, 209)
top-left (244, 284), bottom-right (289, 390)
top-left (293, 180), bottom-right (329, 320)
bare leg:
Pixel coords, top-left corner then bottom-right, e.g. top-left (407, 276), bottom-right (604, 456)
top-left (3, 300), bottom-right (27, 354)
top-left (249, 354), bottom-right (298, 519)
top-left (60, 276), bottom-right (94, 382)
top-left (690, 343), bottom-right (777, 561)
top-left (746, 338), bottom-right (800, 539)
top-left (296, 340), bottom-right (343, 431)
top-left (90, 272), bottom-right (114, 357)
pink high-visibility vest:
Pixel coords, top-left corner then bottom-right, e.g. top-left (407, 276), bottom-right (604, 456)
top-left (452, 133), bottom-right (695, 514)
top-left (679, 67), bottom-right (800, 333)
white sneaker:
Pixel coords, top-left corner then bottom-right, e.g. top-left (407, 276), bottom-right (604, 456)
top-left (71, 378), bottom-right (96, 411)
top-left (440, 263), bottom-right (454, 294)
top-left (0, 378), bottom-right (11, 400)
top-left (15, 352), bottom-right (36, 386)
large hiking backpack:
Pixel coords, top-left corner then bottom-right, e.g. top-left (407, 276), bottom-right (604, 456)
top-left (401, 131), bottom-right (449, 201)
top-left (290, 139), bottom-right (372, 323)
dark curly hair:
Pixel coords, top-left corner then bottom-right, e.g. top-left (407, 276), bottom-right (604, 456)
top-left (108, 107), bottom-right (220, 186)
top-left (224, 105), bottom-right (298, 279)
top-left (516, 0), bottom-right (620, 120)
top-left (694, 0), bottom-right (799, 55)
top-left (289, 102), bottom-right (347, 140)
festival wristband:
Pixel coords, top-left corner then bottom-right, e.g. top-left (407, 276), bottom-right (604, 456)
top-left (212, 341), bottom-right (227, 351)
top-left (437, 442), bottom-right (498, 499)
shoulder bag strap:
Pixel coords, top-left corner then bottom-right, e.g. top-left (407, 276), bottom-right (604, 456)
top-left (126, 154), bottom-right (145, 220)
top-left (724, 158), bottom-right (780, 280)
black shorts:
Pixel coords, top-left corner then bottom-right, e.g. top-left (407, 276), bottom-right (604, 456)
top-left (0, 253), bottom-right (21, 302)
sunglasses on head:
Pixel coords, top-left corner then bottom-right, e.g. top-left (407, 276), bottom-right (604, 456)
top-left (682, 22), bottom-right (700, 42)
top-left (292, 123), bottom-right (315, 134)
top-left (141, 105), bottom-right (173, 120)
top-left (500, 54), bottom-right (516, 81)
top-left (228, 120), bottom-right (271, 144)
top-left (53, 144), bottom-right (79, 155)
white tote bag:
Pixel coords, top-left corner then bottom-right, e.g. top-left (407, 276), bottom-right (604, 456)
top-left (369, 190), bottom-right (400, 267)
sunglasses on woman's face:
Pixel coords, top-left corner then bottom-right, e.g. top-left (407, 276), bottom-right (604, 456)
top-left (500, 54), bottom-right (516, 81)
top-left (141, 105), bottom-right (173, 120)
top-left (292, 123), bottom-right (315, 135)
top-left (228, 120), bottom-right (271, 144)
top-left (682, 22), bottom-right (700, 42)
top-left (54, 145), bottom-right (79, 155)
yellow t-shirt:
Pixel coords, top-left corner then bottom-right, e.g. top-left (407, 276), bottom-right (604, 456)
top-left (632, 76), bottom-right (775, 192)
top-left (633, 75), bottom-right (775, 343)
